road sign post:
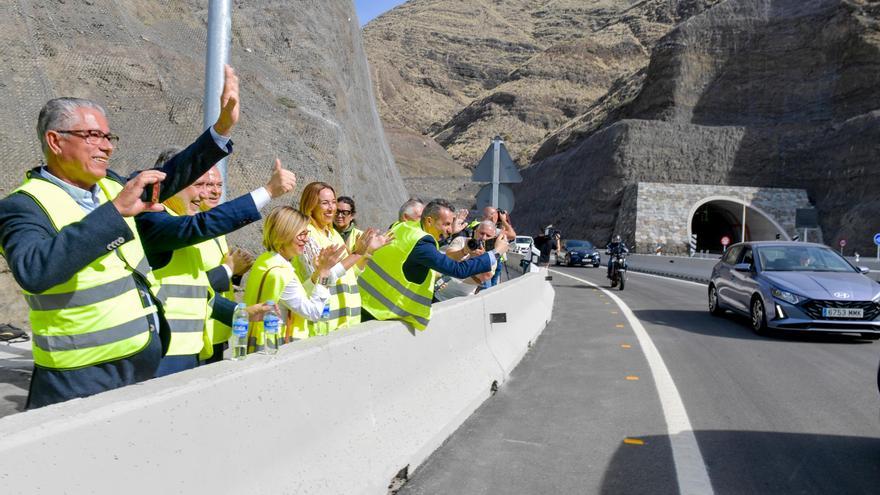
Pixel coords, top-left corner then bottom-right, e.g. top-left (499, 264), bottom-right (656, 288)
top-left (873, 233), bottom-right (880, 261)
top-left (839, 238), bottom-right (846, 255)
top-left (721, 235), bottom-right (730, 253)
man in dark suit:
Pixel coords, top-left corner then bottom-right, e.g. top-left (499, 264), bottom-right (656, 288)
top-left (0, 66), bottom-right (250, 408)
top-left (137, 158), bottom-right (296, 376)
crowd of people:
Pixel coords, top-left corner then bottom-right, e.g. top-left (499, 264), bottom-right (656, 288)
top-left (0, 66), bottom-right (517, 409)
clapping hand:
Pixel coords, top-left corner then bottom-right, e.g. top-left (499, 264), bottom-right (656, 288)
top-left (355, 228), bottom-right (394, 256)
top-left (225, 247), bottom-right (255, 276)
top-left (315, 244), bottom-right (347, 278)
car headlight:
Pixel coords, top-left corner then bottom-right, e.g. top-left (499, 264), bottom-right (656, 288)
top-left (771, 288), bottom-right (801, 305)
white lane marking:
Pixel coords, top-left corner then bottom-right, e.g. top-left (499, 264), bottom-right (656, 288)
top-left (627, 270), bottom-right (708, 288)
top-left (551, 269), bottom-right (715, 495)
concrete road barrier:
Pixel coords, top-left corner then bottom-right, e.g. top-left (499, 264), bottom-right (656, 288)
top-left (0, 272), bottom-right (554, 494)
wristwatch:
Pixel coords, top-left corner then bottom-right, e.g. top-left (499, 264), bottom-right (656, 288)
top-left (318, 276), bottom-right (331, 286)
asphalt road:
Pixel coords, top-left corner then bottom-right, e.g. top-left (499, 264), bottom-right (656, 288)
top-left (400, 266), bottom-right (880, 494)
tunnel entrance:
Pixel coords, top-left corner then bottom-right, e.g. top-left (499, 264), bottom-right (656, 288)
top-left (690, 198), bottom-right (788, 253)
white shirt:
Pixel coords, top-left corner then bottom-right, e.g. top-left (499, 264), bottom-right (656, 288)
top-left (268, 252), bottom-right (331, 322)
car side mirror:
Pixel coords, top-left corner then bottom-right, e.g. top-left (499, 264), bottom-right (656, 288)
top-left (734, 263), bottom-right (752, 272)
top-left (858, 266), bottom-right (870, 274)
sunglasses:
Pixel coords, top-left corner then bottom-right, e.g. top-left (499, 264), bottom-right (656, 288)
top-left (335, 210), bottom-right (353, 216)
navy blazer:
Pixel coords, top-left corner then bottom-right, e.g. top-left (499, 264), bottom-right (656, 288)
top-left (0, 128), bottom-right (231, 349)
top-left (0, 128), bottom-right (230, 293)
top-left (135, 193), bottom-right (261, 324)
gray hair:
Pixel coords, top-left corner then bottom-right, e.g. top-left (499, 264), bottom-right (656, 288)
top-left (37, 97), bottom-right (107, 154)
top-left (154, 146), bottom-right (184, 167)
top-left (478, 219), bottom-right (497, 233)
top-left (422, 198), bottom-right (454, 223)
top-left (398, 197), bottom-right (423, 221)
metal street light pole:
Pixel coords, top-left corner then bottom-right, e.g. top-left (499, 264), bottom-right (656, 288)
top-left (203, 0), bottom-right (232, 201)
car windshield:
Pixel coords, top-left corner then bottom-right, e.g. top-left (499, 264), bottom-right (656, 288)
top-left (565, 240), bottom-right (593, 250)
top-left (515, 237), bottom-right (531, 244)
top-left (757, 245), bottom-right (855, 272)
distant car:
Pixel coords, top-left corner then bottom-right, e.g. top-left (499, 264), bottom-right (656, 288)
top-left (513, 236), bottom-right (534, 255)
top-left (708, 241), bottom-right (880, 339)
top-left (556, 239), bottom-right (601, 267)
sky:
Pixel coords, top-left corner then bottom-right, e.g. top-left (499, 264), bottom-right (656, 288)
top-left (354, 0), bottom-right (408, 26)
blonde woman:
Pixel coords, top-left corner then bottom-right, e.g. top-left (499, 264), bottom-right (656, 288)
top-left (294, 182), bottom-right (389, 336)
top-left (244, 206), bottom-right (346, 351)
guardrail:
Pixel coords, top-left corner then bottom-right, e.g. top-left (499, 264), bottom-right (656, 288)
top-left (0, 271), bottom-right (554, 494)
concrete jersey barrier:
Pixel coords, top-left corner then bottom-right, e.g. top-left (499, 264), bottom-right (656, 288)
top-left (0, 271), bottom-right (554, 494)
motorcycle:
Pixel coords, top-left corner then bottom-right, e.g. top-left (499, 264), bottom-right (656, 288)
top-left (608, 251), bottom-right (627, 290)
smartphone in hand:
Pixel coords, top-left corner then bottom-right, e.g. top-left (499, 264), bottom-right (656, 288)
top-left (140, 183), bottom-right (160, 204)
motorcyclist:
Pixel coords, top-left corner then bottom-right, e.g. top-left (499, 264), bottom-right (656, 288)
top-left (606, 234), bottom-right (628, 279)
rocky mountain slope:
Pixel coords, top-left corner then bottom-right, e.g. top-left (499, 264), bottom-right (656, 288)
top-left (364, 0), bottom-right (722, 173)
top-left (0, 0), bottom-right (407, 329)
top-left (513, 0), bottom-right (880, 252)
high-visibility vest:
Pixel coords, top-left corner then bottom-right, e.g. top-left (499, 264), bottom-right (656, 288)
top-left (341, 226), bottom-right (363, 255)
top-left (152, 207), bottom-right (210, 357)
top-left (9, 175), bottom-right (157, 370)
top-left (243, 251), bottom-right (307, 352)
top-left (292, 223), bottom-right (361, 336)
top-left (358, 221), bottom-right (436, 330)
top-left (193, 235), bottom-right (233, 360)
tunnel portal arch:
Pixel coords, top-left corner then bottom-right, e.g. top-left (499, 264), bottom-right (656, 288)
top-left (688, 196), bottom-right (789, 253)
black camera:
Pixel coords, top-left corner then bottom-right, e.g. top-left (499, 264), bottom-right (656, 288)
top-left (467, 237), bottom-right (496, 251)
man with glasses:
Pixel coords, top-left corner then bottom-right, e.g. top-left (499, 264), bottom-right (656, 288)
top-left (0, 66), bottom-right (247, 408)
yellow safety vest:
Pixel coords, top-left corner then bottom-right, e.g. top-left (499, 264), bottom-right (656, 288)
top-left (243, 251), bottom-right (307, 352)
top-left (358, 221), bottom-right (436, 330)
top-left (341, 226), bottom-right (363, 254)
top-left (193, 235), bottom-right (233, 360)
top-left (152, 207), bottom-right (210, 357)
top-left (292, 223), bottom-right (361, 336)
top-left (10, 175), bottom-right (157, 370)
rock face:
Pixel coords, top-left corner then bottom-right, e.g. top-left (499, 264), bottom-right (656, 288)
top-left (365, 0), bottom-right (722, 168)
top-left (0, 0), bottom-right (407, 328)
top-left (514, 0), bottom-right (880, 252)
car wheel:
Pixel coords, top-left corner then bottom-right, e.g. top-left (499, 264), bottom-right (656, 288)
top-left (860, 333), bottom-right (880, 341)
top-left (593, 262), bottom-right (600, 268)
top-left (750, 296), bottom-right (768, 335)
top-left (708, 284), bottom-right (723, 316)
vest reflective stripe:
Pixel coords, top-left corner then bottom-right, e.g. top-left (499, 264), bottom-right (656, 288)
top-left (358, 222), bottom-right (435, 330)
top-left (152, 207), bottom-right (210, 356)
top-left (13, 176), bottom-right (155, 369)
top-left (358, 278), bottom-right (430, 328)
top-left (31, 318), bottom-right (150, 352)
top-left (364, 259), bottom-right (433, 306)
top-left (327, 284), bottom-right (360, 296)
top-left (158, 284), bottom-right (208, 300)
top-left (244, 251), bottom-right (301, 352)
top-left (194, 235), bottom-right (233, 354)
top-left (292, 224), bottom-right (361, 335)
top-left (24, 276), bottom-right (137, 311)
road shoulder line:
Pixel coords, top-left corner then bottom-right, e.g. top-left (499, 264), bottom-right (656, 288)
top-left (550, 269), bottom-right (715, 495)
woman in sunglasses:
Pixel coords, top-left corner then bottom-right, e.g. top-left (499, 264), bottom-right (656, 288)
top-left (333, 196), bottom-right (363, 255)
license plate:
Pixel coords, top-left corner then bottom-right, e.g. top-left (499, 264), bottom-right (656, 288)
top-left (822, 307), bottom-right (863, 318)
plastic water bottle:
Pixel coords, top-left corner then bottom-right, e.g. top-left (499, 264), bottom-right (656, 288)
top-left (314, 303), bottom-right (331, 336)
top-left (231, 303), bottom-right (249, 361)
top-left (262, 300), bottom-right (280, 355)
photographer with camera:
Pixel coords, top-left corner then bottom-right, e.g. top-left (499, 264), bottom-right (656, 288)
top-left (359, 200), bottom-right (507, 330)
top-left (436, 220), bottom-right (499, 301)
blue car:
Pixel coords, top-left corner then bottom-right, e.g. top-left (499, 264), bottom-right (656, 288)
top-left (557, 239), bottom-right (601, 267)
top-left (708, 242), bottom-right (880, 339)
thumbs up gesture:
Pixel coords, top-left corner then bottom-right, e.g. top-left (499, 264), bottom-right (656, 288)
top-left (265, 158), bottom-right (297, 198)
